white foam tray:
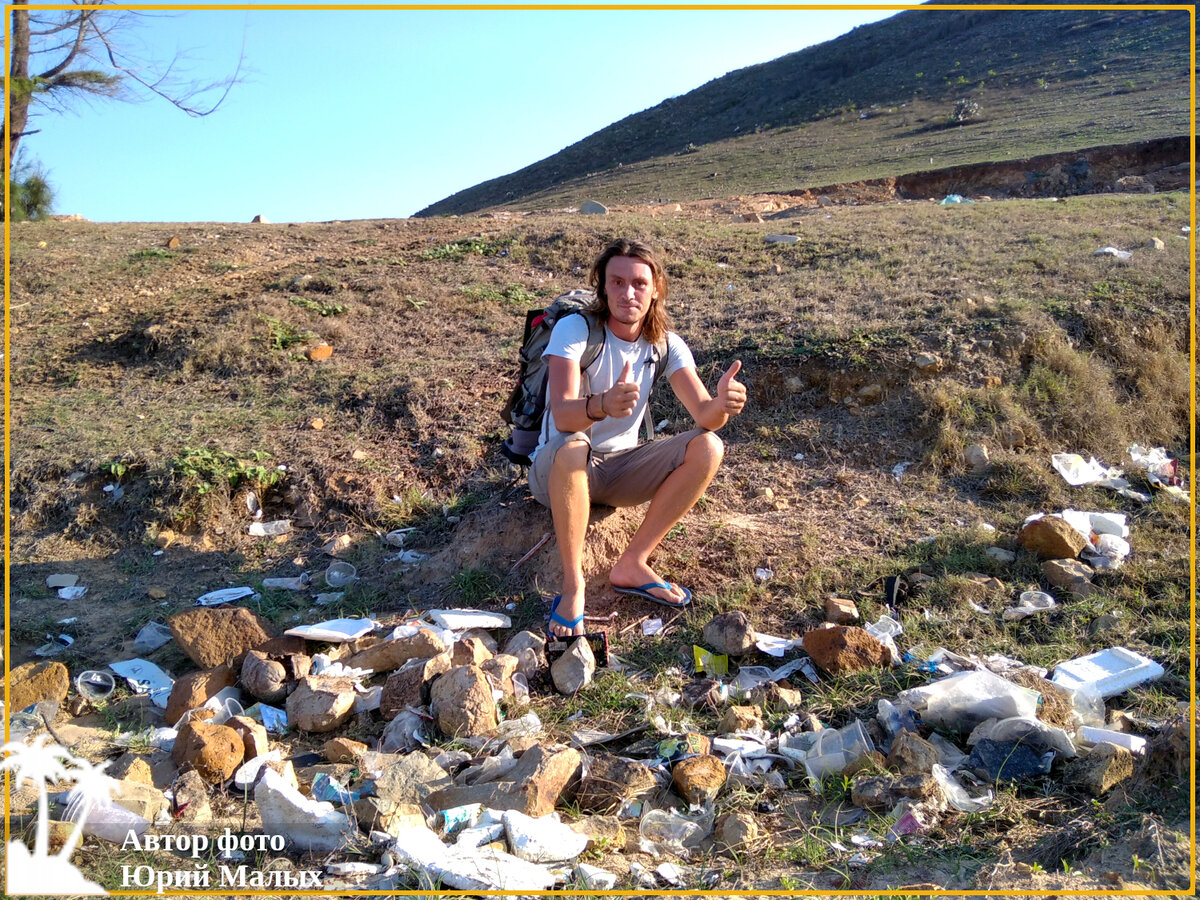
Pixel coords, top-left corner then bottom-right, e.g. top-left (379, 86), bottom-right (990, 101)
top-left (1051, 646), bottom-right (1164, 698)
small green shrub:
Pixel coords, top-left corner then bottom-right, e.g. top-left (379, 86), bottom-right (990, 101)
top-left (288, 296), bottom-right (349, 316)
top-left (171, 447), bottom-right (281, 497)
top-left (262, 316), bottom-right (312, 351)
top-left (420, 237), bottom-right (513, 261)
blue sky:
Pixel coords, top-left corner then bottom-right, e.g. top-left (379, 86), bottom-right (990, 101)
top-left (16, 4), bottom-right (901, 222)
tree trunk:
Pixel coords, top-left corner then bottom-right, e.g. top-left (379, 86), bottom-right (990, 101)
top-left (7, 0), bottom-right (30, 169)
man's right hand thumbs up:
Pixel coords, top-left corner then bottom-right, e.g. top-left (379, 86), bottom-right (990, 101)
top-left (606, 359), bottom-right (640, 418)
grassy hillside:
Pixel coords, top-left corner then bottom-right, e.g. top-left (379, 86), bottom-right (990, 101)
top-left (9, 188), bottom-right (1193, 889)
top-left (418, 5), bottom-right (1190, 215)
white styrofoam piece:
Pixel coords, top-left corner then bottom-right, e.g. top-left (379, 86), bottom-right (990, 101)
top-left (1051, 647), bottom-right (1164, 698)
top-left (1079, 726), bottom-right (1148, 755)
top-left (284, 617), bottom-right (376, 641)
top-left (428, 609), bottom-right (512, 630)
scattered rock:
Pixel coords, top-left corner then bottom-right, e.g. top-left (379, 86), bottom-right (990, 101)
top-left (9, 660), bottom-right (70, 712)
top-left (851, 773), bottom-right (939, 810)
top-left (983, 375), bottom-right (1003, 388)
top-left (672, 754), bottom-right (727, 805)
top-left (425, 745), bottom-right (581, 818)
top-left (226, 715), bottom-right (270, 760)
top-left (240, 650), bottom-right (300, 704)
top-left (855, 383), bottom-right (883, 404)
top-left (1042, 559), bottom-right (1096, 597)
top-left (965, 443), bottom-right (991, 472)
top-left (913, 352), bottom-right (943, 373)
top-left (577, 754), bottom-right (657, 814)
top-left (719, 705), bottom-right (763, 735)
top-left (886, 730), bottom-right (940, 775)
top-left (379, 652), bottom-right (452, 719)
top-left (165, 664), bottom-right (236, 726)
top-left (1068, 743), bottom-right (1134, 795)
top-left (250, 214), bottom-right (269, 223)
top-left (323, 737), bottom-right (368, 763)
top-left (764, 234), bottom-right (800, 244)
top-left (112, 779), bottom-right (167, 822)
top-left (373, 753), bottom-right (453, 811)
top-left (550, 637), bottom-right (595, 695)
top-left (998, 423), bottom-right (1027, 449)
top-left (766, 682), bottom-right (805, 711)
top-left (1147, 236), bottom-right (1165, 250)
top-left (147, 586), bottom-right (168, 600)
top-left (702, 611), bottom-right (757, 655)
top-left (802, 626), bottom-right (891, 675)
top-left (171, 769), bottom-right (213, 824)
top-left (343, 628), bottom-right (449, 674)
top-left (502, 630), bottom-right (546, 660)
top-left (107, 754), bottom-right (154, 785)
top-left (681, 678), bottom-right (725, 710)
top-left (570, 814), bottom-right (627, 850)
top-left (714, 811), bottom-right (759, 851)
top-left (986, 547), bottom-right (1016, 564)
top-left (430, 665), bottom-right (499, 737)
top-left (481, 653), bottom-right (520, 698)
top-left (452, 635), bottom-right (494, 667)
top-left (171, 720), bottom-right (245, 784)
top-left (770, 263), bottom-right (785, 276)
top-left (460, 628), bottom-right (499, 654)
top-left (1018, 516), bottom-right (1087, 560)
top-left (286, 676), bottom-right (358, 733)
top-left (579, 200), bottom-right (608, 215)
top-left (168, 607), bottom-right (272, 669)
top-left (823, 596), bottom-right (859, 625)
top-left (742, 212), bottom-right (763, 223)
top-left (165, 236), bottom-right (180, 249)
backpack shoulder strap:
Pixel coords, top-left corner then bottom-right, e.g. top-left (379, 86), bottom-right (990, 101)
top-left (578, 312), bottom-right (606, 375)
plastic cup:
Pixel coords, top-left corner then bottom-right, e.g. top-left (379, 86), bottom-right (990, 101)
top-left (324, 561), bottom-right (358, 588)
top-left (75, 670), bottom-right (116, 702)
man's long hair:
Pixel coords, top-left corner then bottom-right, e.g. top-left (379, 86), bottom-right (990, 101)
top-left (587, 238), bottom-right (672, 345)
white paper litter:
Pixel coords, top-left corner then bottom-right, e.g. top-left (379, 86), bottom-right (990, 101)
top-left (284, 618), bottom-right (376, 642)
top-left (108, 658), bottom-right (174, 708)
top-left (642, 618), bottom-right (664, 636)
top-left (196, 586), bottom-right (257, 606)
top-left (754, 633), bottom-right (803, 657)
top-left (57, 585), bottom-right (88, 600)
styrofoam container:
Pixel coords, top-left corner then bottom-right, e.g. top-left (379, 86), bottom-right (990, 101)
top-left (1079, 726), bottom-right (1148, 755)
top-left (1051, 647), bottom-right (1164, 698)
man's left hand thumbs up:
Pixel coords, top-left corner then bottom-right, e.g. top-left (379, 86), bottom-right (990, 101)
top-left (717, 360), bottom-right (746, 416)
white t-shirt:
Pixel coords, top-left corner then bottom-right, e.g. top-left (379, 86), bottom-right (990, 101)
top-left (534, 315), bottom-right (695, 456)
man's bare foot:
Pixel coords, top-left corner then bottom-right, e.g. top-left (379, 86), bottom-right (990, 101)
top-left (549, 590), bottom-right (586, 637)
top-left (610, 559), bottom-right (689, 606)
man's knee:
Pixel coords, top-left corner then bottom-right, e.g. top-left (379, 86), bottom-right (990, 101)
top-left (687, 431), bottom-right (724, 469)
top-left (553, 438), bottom-right (590, 471)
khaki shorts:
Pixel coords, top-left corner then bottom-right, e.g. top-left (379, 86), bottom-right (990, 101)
top-left (529, 428), bottom-right (709, 509)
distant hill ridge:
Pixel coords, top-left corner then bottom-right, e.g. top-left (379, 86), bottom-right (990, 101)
top-left (417, 3), bottom-right (1189, 216)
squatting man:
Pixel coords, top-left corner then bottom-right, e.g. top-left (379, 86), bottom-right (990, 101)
top-left (528, 238), bottom-right (747, 636)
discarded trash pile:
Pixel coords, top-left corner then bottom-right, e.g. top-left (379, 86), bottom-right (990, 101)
top-left (5, 537), bottom-right (1180, 892)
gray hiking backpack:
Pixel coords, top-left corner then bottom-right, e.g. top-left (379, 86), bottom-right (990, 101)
top-left (500, 289), bottom-right (668, 466)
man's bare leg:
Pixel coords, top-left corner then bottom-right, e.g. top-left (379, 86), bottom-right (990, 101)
top-left (610, 432), bottom-right (723, 604)
top-left (548, 439), bottom-right (591, 636)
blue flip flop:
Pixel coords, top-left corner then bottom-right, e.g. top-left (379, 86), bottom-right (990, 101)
top-left (612, 581), bottom-right (693, 608)
top-left (547, 594), bottom-right (584, 638)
